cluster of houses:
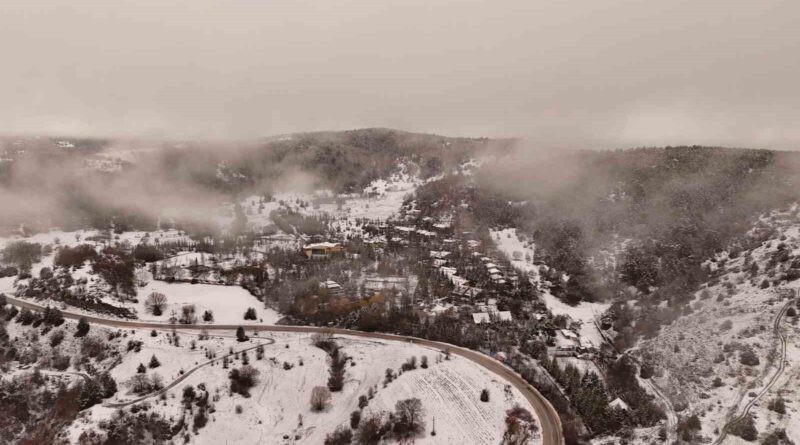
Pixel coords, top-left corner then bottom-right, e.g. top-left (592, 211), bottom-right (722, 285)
top-left (298, 219), bottom-right (598, 360)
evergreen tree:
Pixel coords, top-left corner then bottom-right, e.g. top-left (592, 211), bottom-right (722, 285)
top-left (236, 326), bottom-right (248, 342)
top-left (75, 317), bottom-right (90, 337)
top-left (149, 355), bottom-right (161, 368)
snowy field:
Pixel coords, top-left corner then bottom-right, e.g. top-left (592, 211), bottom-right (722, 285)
top-left (66, 331), bottom-right (541, 445)
top-left (134, 279), bottom-right (280, 325)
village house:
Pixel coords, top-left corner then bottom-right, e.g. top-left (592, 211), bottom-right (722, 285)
top-left (452, 284), bottom-right (482, 298)
top-left (472, 310), bottom-right (513, 324)
top-left (608, 398), bottom-right (630, 411)
top-left (303, 242), bottom-right (343, 259)
top-left (320, 279), bottom-right (343, 296)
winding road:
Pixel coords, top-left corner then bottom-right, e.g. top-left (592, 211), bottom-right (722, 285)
top-left (6, 296), bottom-right (564, 445)
top-left (712, 299), bottom-right (794, 445)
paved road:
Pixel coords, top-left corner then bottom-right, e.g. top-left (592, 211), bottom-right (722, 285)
top-left (6, 296), bottom-right (564, 445)
top-left (713, 299), bottom-right (793, 445)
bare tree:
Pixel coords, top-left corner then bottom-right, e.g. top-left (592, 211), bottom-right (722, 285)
top-left (393, 398), bottom-right (425, 438)
top-left (144, 292), bottom-right (167, 315)
top-left (135, 269), bottom-right (150, 287)
top-left (180, 304), bottom-right (197, 324)
top-left (310, 386), bottom-right (332, 412)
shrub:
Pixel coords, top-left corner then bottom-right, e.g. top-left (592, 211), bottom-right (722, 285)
top-left (767, 397), bottom-right (786, 415)
top-left (54, 244), bottom-right (97, 268)
top-left (229, 365), bottom-right (260, 397)
top-left (356, 413), bottom-right (387, 445)
top-left (75, 317), bottom-right (90, 337)
top-left (503, 405), bottom-right (539, 445)
top-left (480, 388), bottom-right (490, 402)
top-left (324, 425), bottom-right (353, 445)
top-left (761, 429), bottom-right (794, 445)
top-left (740, 348), bottom-right (760, 366)
top-left (728, 414), bottom-right (758, 441)
top-left (49, 329), bottom-right (65, 347)
top-left (244, 307), bottom-right (257, 320)
top-left (350, 410), bottom-right (361, 429)
top-left (310, 386), bottom-right (332, 411)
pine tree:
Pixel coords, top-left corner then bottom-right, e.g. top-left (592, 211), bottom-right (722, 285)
top-left (137, 363), bottom-right (146, 374)
top-left (149, 354), bottom-right (161, 368)
top-left (236, 326), bottom-right (248, 342)
top-left (75, 317), bottom-right (90, 337)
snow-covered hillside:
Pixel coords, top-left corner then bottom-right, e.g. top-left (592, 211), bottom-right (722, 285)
top-left (65, 331), bottom-right (541, 444)
top-left (634, 207), bottom-right (800, 444)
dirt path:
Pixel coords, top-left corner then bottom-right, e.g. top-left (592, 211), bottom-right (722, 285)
top-left (104, 338), bottom-right (275, 408)
top-left (712, 299), bottom-right (793, 445)
top-left (6, 295), bottom-right (564, 445)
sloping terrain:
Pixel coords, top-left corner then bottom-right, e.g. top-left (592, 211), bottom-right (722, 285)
top-left (634, 207), bottom-right (800, 443)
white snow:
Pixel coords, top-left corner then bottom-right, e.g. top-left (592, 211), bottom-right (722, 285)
top-left (68, 331), bottom-right (541, 445)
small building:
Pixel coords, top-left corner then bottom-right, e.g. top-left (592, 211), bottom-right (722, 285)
top-left (320, 280), bottom-right (343, 296)
top-left (452, 285), bottom-right (482, 298)
top-left (303, 242), bottom-right (343, 259)
top-left (472, 312), bottom-right (491, 324)
top-left (608, 398), bottom-right (629, 411)
top-left (472, 310), bottom-right (512, 324)
top-left (496, 311), bottom-right (513, 322)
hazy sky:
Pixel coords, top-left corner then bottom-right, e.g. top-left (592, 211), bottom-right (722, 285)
top-left (2, 0), bottom-right (799, 149)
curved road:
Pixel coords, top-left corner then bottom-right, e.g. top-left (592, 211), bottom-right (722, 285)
top-left (7, 296), bottom-right (564, 445)
top-left (712, 299), bottom-right (793, 445)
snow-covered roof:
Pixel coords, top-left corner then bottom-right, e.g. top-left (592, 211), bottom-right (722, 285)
top-left (430, 250), bottom-right (451, 259)
top-left (320, 280), bottom-right (341, 290)
top-left (609, 398), bottom-right (629, 411)
top-left (496, 311), bottom-right (513, 321)
top-left (451, 276), bottom-right (469, 286)
top-left (472, 311), bottom-right (512, 324)
top-left (417, 230), bottom-right (436, 237)
top-left (395, 226), bottom-right (416, 233)
top-left (472, 312), bottom-right (491, 324)
top-left (432, 259), bottom-right (448, 267)
top-left (304, 242), bottom-right (341, 249)
top-left (440, 267), bottom-right (457, 276)
top-left (452, 285), bottom-right (482, 297)
top-left (560, 329), bottom-right (579, 339)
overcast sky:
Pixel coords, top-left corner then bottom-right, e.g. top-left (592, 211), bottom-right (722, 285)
top-left (1, 0), bottom-right (799, 149)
